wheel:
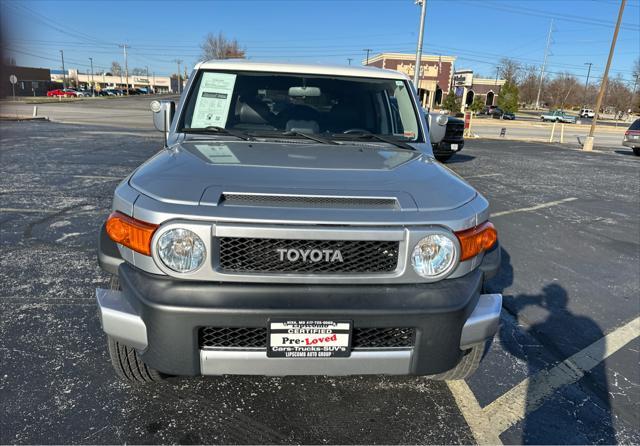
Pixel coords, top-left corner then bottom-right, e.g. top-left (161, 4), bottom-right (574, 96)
top-left (434, 153), bottom-right (453, 163)
top-left (428, 341), bottom-right (488, 380)
top-left (106, 275), bottom-right (166, 384)
top-left (633, 147), bottom-right (640, 156)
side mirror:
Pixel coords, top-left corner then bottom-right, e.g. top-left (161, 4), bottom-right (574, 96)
top-left (150, 100), bottom-right (175, 147)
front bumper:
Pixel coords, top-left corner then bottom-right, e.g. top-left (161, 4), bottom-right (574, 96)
top-left (96, 245), bottom-right (502, 377)
top-left (434, 140), bottom-right (465, 155)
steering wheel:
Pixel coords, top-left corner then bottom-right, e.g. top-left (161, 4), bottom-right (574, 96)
top-left (342, 128), bottom-right (371, 134)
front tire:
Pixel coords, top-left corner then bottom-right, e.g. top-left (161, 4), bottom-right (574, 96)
top-left (106, 275), bottom-right (165, 384)
top-left (107, 337), bottom-right (166, 384)
top-left (633, 147), bottom-right (640, 156)
top-left (429, 342), bottom-right (487, 380)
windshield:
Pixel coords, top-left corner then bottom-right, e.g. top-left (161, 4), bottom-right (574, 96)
top-left (180, 70), bottom-right (423, 142)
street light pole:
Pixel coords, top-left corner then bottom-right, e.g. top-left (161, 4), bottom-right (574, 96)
top-left (60, 50), bottom-right (66, 90)
top-left (363, 49), bottom-right (372, 66)
top-left (583, 62), bottom-right (592, 107)
top-left (174, 59), bottom-right (183, 94)
top-left (535, 19), bottom-right (553, 109)
top-left (413, 0), bottom-right (427, 91)
top-left (146, 65), bottom-right (149, 94)
top-left (119, 44), bottom-right (130, 95)
top-left (584, 0), bottom-right (626, 151)
top-left (89, 57), bottom-right (95, 97)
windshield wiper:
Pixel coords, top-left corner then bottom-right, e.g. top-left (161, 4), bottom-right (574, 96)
top-left (280, 130), bottom-right (339, 145)
top-left (333, 133), bottom-right (415, 151)
top-left (181, 126), bottom-right (254, 141)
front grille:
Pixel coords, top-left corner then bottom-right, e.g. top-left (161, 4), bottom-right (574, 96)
top-left (218, 238), bottom-right (399, 274)
top-left (221, 193), bottom-right (399, 210)
top-left (444, 122), bottom-right (464, 141)
top-left (199, 327), bottom-right (415, 349)
top-left (352, 328), bottom-right (415, 348)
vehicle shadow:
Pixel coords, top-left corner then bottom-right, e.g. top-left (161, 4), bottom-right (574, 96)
top-left (486, 248), bottom-right (616, 444)
top-left (614, 149), bottom-right (638, 157)
top-left (444, 154), bottom-right (475, 164)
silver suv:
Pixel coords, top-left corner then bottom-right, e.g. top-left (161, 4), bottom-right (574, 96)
top-left (96, 60), bottom-right (502, 383)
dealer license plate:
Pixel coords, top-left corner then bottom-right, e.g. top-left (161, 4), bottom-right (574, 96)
top-left (451, 144), bottom-right (459, 151)
top-left (268, 319), bottom-right (352, 358)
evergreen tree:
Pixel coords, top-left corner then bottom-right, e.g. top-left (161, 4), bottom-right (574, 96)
top-left (442, 90), bottom-right (461, 113)
top-left (498, 81), bottom-right (519, 113)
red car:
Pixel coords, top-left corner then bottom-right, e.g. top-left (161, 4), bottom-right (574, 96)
top-left (47, 89), bottom-right (77, 97)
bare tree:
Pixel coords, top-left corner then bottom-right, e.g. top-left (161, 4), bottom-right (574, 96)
top-left (131, 67), bottom-right (146, 76)
top-left (544, 72), bottom-right (581, 109)
top-left (110, 61), bottom-right (122, 75)
top-left (497, 58), bottom-right (521, 84)
top-left (603, 74), bottom-right (632, 114)
top-left (200, 33), bottom-right (246, 61)
top-left (518, 64), bottom-right (540, 106)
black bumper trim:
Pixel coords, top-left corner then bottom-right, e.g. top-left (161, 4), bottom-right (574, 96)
top-left (117, 262), bottom-right (487, 376)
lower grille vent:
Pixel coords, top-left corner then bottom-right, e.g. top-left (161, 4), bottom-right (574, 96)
top-left (199, 327), bottom-right (415, 349)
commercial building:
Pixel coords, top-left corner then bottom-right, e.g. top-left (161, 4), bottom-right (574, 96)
top-left (451, 70), bottom-right (506, 110)
top-left (50, 69), bottom-right (173, 93)
top-left (364, 53), bottom-right (505, 111)
top-left (1, 65), bottom-right (53, 97)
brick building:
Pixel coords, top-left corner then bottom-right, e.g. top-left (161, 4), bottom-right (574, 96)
top-left (365, 53), bottom-right (455, 109)
top-left (1, 65), bottom-right (52, 98)
top-left (365, 53), bottom-right (506, 111)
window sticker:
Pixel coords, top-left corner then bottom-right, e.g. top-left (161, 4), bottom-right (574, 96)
top-left (190, 72), bottom-right (237, 128)
top-left (194, 144), bottom-right (239, 164)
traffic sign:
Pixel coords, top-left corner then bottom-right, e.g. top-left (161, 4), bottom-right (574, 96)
top-left (9, 74), bottom-right (17, 84)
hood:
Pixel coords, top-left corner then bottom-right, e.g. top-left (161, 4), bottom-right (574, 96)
top-left (129, 140), bottom-right (476, 212)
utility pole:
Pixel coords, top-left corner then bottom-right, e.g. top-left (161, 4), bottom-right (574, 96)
top-left (363, 49), bottom-right (372, 66)
top-left (494, 66), bottom-right (500, 85)
top-left (582, 62), bottom-right (592, 106)
top-left (89, 57), bottom-right (95, 96)
top-left (60, 50), bottom-right (66, 90)
top-left (413, 0), bottom-right (427, 90)
top-left (347, 58), bottom-right (353, 66)
top-left (146, 65), bottom-right (149, 94)
top-left (584, 0), bottom-right (626, 151)
top-left (119, 44), bottom-right (130, 95)
top-left (174, 59), bottom-right (183, 94)
top-left (152, 72), bottom-right (156, 94)
top-left (535, 20), bottom-right (553, 109)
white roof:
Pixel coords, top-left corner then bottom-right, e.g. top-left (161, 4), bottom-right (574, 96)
top-left (195, 59), bottom-right (409, 80)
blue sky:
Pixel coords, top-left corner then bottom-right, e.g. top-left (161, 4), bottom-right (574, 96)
top-left (2, 0), bottom-right (639, 85)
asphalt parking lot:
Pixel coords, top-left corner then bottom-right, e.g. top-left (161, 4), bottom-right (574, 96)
top-left (0, 98), bottom-right (638, 444)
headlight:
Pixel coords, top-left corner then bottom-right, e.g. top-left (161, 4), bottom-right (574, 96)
top-left (436, 114), bottom-right (448, 126)
top-left (411, 234), bottom-right (457, 279)
top-left (157, 228), bottom-right (206, 273)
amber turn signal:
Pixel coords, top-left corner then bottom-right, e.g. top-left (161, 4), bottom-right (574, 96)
top-left (105, 211), bottom-right (158, 256)
top-left (455, 221), bottom-right (497, 262)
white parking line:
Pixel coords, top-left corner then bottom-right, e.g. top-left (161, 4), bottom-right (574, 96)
top-left (483, 316), bottom-right (640, 435)
top-left (446, 380), bottom-right (503, 445)
top-left (491, 197), bottom-right (578, 217)
top-left (0, 208), bottom-right (57, 213)
top-left (72, 175), bottom-right (122, 180)
top-left (465, 173), bottom-right (504, 179)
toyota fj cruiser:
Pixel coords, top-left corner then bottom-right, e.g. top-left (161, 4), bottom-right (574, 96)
top-left (96, 60), bottom-right (502, 383)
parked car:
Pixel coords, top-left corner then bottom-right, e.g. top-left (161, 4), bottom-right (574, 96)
top-left (96, 60), bottom-right (502, 384)
top-left (540, 110), bottom-right (577, 124)
top-left (47, 89), bottom-right (76, 97)
top-left (622, 119), bottom-right (640, 155)
top-left (579, 108), bottom-right (595, 118)
top-left (75, 89), bottom-right (92, 97)
top-left (499, 111), bottom-right (515, 120)
top-left (433, 116), bottom-right (465, 162)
